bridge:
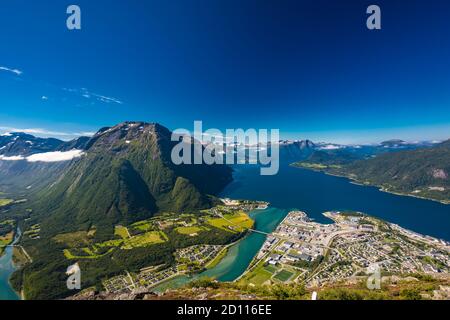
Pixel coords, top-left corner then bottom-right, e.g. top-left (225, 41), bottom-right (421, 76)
top-left (218, 213), bottom-right (270, 236)
top-left (247, 228), bottom-right (270, 236)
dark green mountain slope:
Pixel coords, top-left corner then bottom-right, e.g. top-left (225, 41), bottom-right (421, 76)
top-left (342, 139), bottom-right (450, 202)
top-left (34, 122), bottom-right (232, 238)
top-left (305, 149), bottom-right (362, 165)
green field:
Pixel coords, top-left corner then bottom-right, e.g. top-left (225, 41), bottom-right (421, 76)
top-left (131, 220), bottom-right (153, 232)
top-left (0, 222), bottom-right (15, 256)
top-left (61, 227), bottom-right (169, 260)
top-left (0, 232), bottom-right (14, 246)
top-left (60, 208), bottom-right (248, 262)
top-left (239, 259), bottom-right (280, 286)
top-left (207, 211), bottom-right (253, 233)
top-left (264, 264), bottom-right (278, 274)
top-left (94, 238), bottom-right (123, 248)
top-left (115, 225), bottom-right (130, 239)
top-left (175, 226), bottom-right (205, 235)
top-left (274, 269), bottom-right (294, 282)
top-left (53, 230), bottom-right (93, 247)
top-left (0, 220), bottom-right (15, 248)
top-left (63, 247), bottom-right (114, 259)
top-left (245, 268), bottom-right (273, 286)
top-left (0, 199), bottom-right (13, 207)
top-left (121, 231), bottom-right (168, 249)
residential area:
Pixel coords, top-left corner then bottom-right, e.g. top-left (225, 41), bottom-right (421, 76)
top-left (241, 210), bottom-right (450, 288)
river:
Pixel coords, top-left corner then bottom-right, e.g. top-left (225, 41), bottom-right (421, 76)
top-left (0, 229), bottom-right (20, 300)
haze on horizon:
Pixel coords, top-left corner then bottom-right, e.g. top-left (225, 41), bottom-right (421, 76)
top-left (1, 121), bottom-right (448, 146)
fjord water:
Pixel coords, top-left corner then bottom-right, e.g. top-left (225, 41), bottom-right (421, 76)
top-left (155, 161), bottom-right (450, 291)
top-left (224, 163), bottom-right (450, 240)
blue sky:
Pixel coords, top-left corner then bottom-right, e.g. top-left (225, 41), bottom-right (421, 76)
top-left (1, 0), bottom-right (450, 143)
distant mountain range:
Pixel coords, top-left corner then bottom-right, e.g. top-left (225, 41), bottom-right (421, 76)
top-left (0, 132), bottom-right (89, 156)
top-left (1, 126), bottom-right (447, 209)
top-left (278, 140), bottom-right (316, 160)
top-left (1, 128), bottom-right (443, 196)
top-left (0, 133), bottom-right (89, 191)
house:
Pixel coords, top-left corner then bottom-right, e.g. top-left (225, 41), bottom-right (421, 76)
top-left (270, 254), bottom-right (282, 261)
top-left (299, 253), bottom-right (312, 262)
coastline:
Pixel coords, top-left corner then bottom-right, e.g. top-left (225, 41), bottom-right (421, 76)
top-left (238, 209), bottom-right (450, 290)
top-left (152, 207), bottom-right (270, 292)
top-left (290, 164), bottom-right (450, 205)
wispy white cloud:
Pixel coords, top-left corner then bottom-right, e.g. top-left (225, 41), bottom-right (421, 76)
top-left (0, 66), bottom-right (23, 76)
top-left (0, 150), bottom-right (84, 163)
top-left (64, 87), bottom-right (123, 105)
top-left (1, 65), bottom-right (123, 106)
top-left (90, 92), bottom-right (123, 105)
top-left (27, 150), bottom-right (85, 162)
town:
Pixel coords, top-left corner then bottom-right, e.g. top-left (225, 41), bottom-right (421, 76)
top-left (239, 210), bottom-right (450, 288)
top-left (72, 205), bottom-right (450, 297)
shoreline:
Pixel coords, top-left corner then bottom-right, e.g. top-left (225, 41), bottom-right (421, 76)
top-left (291, 164), bottom-right (449, 205)
top-left (11, 229), bottom-right (24, 300)
top-left (0, 244), bottom-right (21, 300)
top-left (4, 228), bottom-right (25, 300)
top-left (152, 235), bottom-right (248, 292)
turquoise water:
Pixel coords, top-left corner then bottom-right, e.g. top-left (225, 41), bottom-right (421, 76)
top-left (0, 231), bottom-right (20, 300)
top-left (155, 162), bottom-right (450, 291)
top-left (154, 207), bottom-right (288, 292)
